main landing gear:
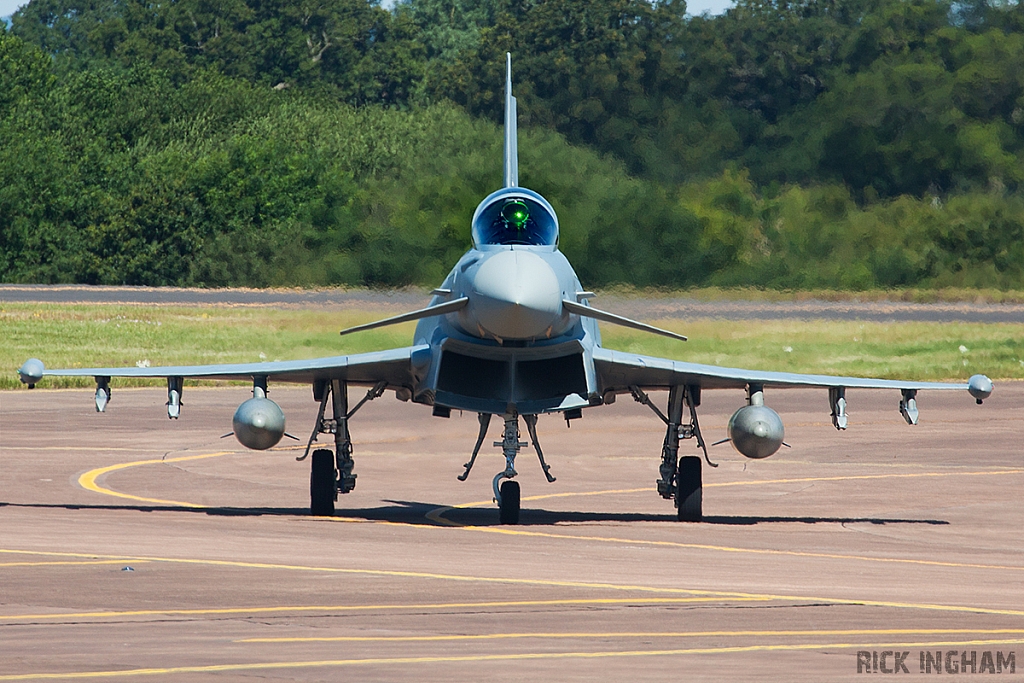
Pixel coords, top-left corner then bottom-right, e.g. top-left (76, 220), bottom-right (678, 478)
top-left (300, 379), bottom-right (385, 516)
top-left (458, 411), bottom-right (556, 525)
top-left (631, 385), bottom-right (714, 522)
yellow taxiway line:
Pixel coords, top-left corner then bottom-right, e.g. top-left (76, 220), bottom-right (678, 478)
top-left (77, 452), bottom-right (233, 508)
top-left (239, 628), bottom-right (1024, 643)
top-left (24, 454), bottom-right (1024, 593)
top-left (0, 548), bottom-right (774, 599)
top-left (0, 597), bottom-right (756, 622)
top-left (3, 547), bottom-right (1024, 618)
top-left (4, 432), bottom-right (1017, 680)
top-left (2, 639), bottom-right (1023, 680)
top-left (457, 524), bottom-right (1024, 574)
top-left (75, 449), bottom-right (1024, 515)
top-left (447, 468), bottom-right (1024, 510)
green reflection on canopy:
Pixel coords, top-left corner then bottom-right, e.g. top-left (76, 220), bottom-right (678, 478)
top-left (501, 200), bottom-right (530, 230)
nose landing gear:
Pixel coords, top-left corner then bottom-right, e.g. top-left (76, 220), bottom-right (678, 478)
top-left (493, 414), bottom-right (526, 525)
top-left (497, 479), bottom-right (521, 525)
top-left (457, 411), bottom-right (558, 525)
top-left (458, 413), bottom-right (561, 528)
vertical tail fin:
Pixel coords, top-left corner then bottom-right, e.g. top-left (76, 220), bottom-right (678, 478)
top-left (504, 52), bottom-right (518, 188)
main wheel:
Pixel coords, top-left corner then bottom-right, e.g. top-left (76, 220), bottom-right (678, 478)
top-left (498, 480), bottom-right (520, 525)
top-left (676, 455), bottom-right (702, 522)
top-left (310, 449), bottom-right (336, 517)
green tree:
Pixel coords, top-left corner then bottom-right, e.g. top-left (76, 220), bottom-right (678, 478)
top-left (0, 23), bottom-right (56, 116)
top-left (12, 0), bottom-right (425, 103)
top-left (431, 0), bottom-right (688, 178)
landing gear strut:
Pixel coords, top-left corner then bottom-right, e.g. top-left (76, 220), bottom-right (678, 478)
top-left (459, 413), bottom-right (492, 481)
top-left (493, 414), bottom-right (526, 525)
top-left (457, 411), bottom-right (557, 525)
top-left (301, 379), bottom-right (385, 516)
top-left (524, 414), bottom-right (556, 483)
top-left (632, 385), bottom-right (710, 521)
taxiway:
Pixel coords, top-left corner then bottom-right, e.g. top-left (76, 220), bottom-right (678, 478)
top-left (1, 384), bottom-right (1022, 681)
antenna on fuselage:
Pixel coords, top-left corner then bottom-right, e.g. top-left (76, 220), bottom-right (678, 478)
top-left (504, 52), bottom-right (518, 188)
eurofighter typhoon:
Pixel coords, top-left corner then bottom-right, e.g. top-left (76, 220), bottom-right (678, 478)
top-left (19, 55), bottom-right (994, 523)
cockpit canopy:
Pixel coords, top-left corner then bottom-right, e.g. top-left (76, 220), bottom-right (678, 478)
top-left (471, 188), bottom-right (559, 248)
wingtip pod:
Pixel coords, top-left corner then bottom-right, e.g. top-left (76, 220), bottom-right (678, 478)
top-left (18, 358), bottom-right (44, 388)
top-left (968, 374), bottom-right (993, 404)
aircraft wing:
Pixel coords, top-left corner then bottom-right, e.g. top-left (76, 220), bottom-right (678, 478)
top-left (593, 347), bottom-right (979, 393)
top-left (23, 345), bottom-right (427, 387)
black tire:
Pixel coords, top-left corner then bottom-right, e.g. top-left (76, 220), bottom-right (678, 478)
top-left (499, 480), bottom-right (521, 525)
top-left (310, 449), bottom-right (336, 517)
top-left (676, 456), bottom-right (702, 522)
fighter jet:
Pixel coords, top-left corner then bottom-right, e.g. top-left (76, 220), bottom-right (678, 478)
top-left (18, 55), bottom-right (993, 523)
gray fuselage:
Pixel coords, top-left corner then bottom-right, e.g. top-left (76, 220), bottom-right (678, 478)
top-left (411, 187), bottom-right (602, 416)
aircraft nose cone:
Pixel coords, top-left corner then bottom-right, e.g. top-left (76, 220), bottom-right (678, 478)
top-left (470, 250), bottom-right (562, 339)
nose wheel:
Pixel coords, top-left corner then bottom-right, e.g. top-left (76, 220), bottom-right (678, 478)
top-left (498, 479), bottom-right (520, 524)
top-left (463, 412), bottom-right (555, 525)
top-left (492, 414), bottom-right (527, 524)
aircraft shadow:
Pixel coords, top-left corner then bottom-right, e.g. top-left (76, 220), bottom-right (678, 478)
top-left (0, 501), bottom-right (311, 517)
top-left (695, 514), bottom-right (948, 526)
top-left (0, 500), bottom-right (463, 524)
top-left (0, 501), bottom-right (948, 526)
top-left (434, 506), bottom-right (950, 527)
